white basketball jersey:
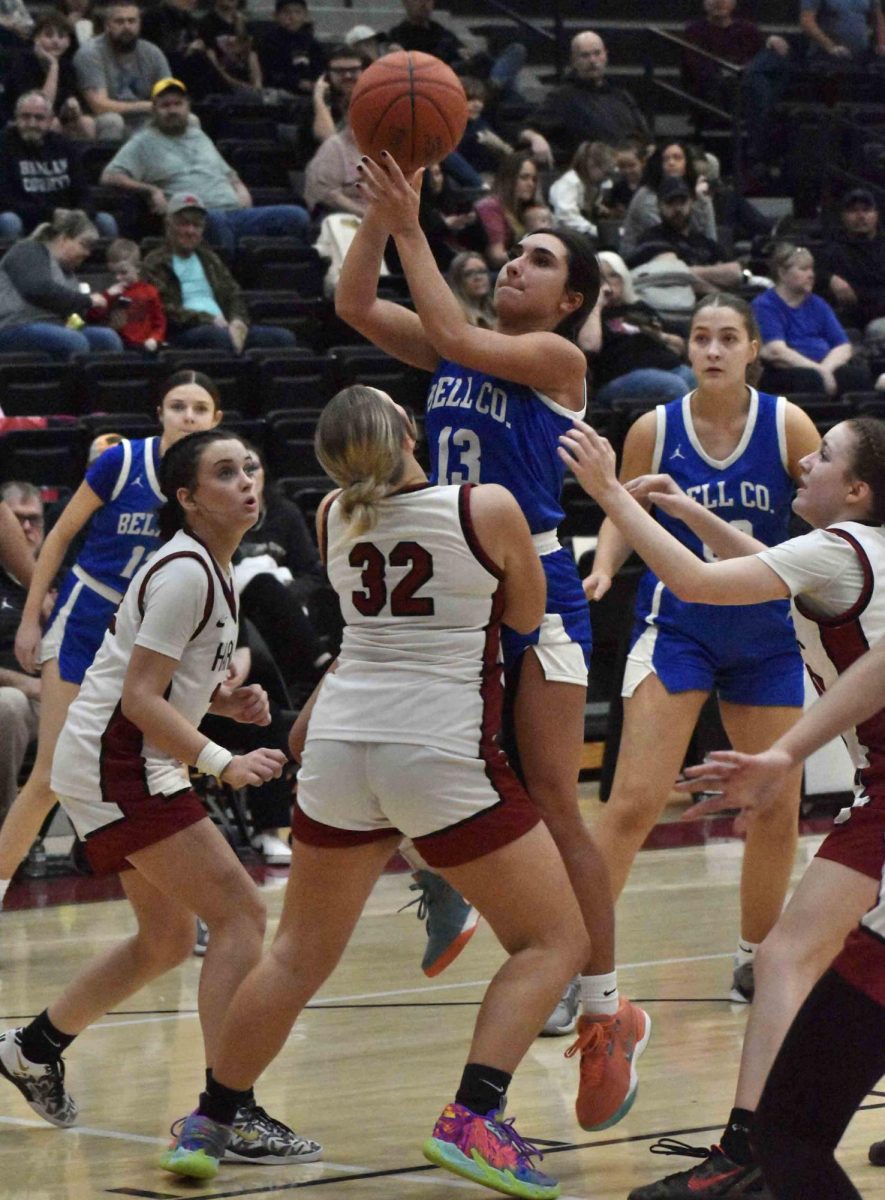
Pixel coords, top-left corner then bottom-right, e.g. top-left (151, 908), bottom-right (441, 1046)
top-left (308, 483), bottom-right (505, 757)
top-left (52, 529), bottom-right (239, 816)
top-left (791, 521), bottom-right (885, 805)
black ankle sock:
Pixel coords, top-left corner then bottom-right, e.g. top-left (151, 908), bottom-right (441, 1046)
top-left (19, 1010), bottom-right (76, 1064)
top-left (455, 1063), bottom-right (512, 1117)
top-left (198, 1070), bottom-right (253, 1127)
top-left (721, 1107), bottom-right (755, 1165)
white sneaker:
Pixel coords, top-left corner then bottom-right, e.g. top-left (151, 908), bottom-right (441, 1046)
top-left (251, 832), bottom-right (292, 866)
top-left (540, 976), bottom-right (580, 1037)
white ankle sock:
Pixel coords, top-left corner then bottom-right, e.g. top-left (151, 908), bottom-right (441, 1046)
top-left (735, 940), bottom-right (758, 967)
top-left (580, 971), bottom-right (619, 1017)
top-left (0, 879), bottom-right (9, 907)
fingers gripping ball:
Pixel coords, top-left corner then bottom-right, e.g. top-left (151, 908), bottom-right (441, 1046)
top-left (349, 51), bottom-right (468, 174)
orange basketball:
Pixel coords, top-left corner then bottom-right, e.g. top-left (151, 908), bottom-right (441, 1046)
top-left (349, 51), bottom-right (469, 174)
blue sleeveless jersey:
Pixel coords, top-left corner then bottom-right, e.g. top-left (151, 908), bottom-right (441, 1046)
top-left (78, 436), bottom-right (165, 594)
top-left (634, 389), bottom-right (800, 675)
top-left (426, 361), bottom-right (585, 534)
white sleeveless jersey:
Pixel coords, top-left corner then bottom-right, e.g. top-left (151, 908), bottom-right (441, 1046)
top-left (51, 529), bottom-right (239, 811)
top-left (763, 521), bottom-right (885, 806)
top-left (308, 483), bottom-right (505, 758)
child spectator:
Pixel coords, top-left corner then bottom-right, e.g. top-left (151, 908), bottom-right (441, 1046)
top-left (456, 76), bottom-right (512, 177)
top-left (100, 238), bottom-right (166, 351)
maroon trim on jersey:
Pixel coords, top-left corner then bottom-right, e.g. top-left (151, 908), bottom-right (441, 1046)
top-left (318, 490), bottom-right (341, 566)
top-left (458, 484), bottom-right (504, 580)
top-left (99, 700), bottom-right (149, 810)
top-left (815, 791), bottom-right (885, 878)
top-left (136, 550), bottom-right (216, 641)
top-left (291, 800), bottom-right (397, 849)
top-left (83, 786), bottom-right (207, 875)
top-left (832, 925), bottom-right (885, 1008)
top-left (794, 528), bottom-right (873, 629)
top-left (182, 530), bottom-right (237, 622)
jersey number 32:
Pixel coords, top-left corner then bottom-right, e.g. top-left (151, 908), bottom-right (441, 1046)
top-left (349, 541), bottom-right (435, 617)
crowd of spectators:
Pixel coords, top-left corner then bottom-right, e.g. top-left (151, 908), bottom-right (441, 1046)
top-left (1, 0), bottom-right (884, 870)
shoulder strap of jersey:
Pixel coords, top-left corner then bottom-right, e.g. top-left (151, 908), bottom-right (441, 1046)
top-left (136, 550), bottom-right (216, 641)
top-left (109, 439), bottom-right (133, 502)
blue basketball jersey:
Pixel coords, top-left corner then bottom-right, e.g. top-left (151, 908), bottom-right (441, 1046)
top-left (635, 388), bottom-right (796, 644)
top-left (425, 360), bottom-right (586, 534)
top-left (79, 437), bottom-right (165, 595)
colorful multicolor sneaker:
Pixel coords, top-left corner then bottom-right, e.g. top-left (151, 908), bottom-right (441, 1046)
top-left (627, 1140), bottom-right (769, 1198)
top-left (423, 1101), bottom-right (560, 1199)
top-left (565, 998), bottom-right (651, 1131)
top-left (161, 1111), bottom-right (231, 1180)
top-left (540, 976), bottom-right (580, 1037)
top-left (227, 1100), bottom-right (322, 1164)
top-left (404, 870), bottom-right (480, 977)
top-left (0, 1027), bottom-right (78, 1128)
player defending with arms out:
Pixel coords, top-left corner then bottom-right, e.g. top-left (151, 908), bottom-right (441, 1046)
top-left (334, 151), bottom-right (649, 1133)
top-left (559, 413), bottom-right (885, 1199)
top-left (162, 386), bottom-right (587, 1198)
top-left (0, 430), bottom-right (321, 1168)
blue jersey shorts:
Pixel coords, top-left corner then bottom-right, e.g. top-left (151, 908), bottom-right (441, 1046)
top-left (501, 546), bottom-right (592, 687)
top-left (40, 572), bottom-right (117, 685)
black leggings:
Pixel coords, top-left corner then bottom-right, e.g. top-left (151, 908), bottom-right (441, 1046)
top-left (754, 967), bottom-right (885, 1199)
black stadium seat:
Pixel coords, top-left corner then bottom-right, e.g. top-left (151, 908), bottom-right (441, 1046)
top-left (0, 361), bottom-right (77, 417)
top-left (0, 426), bottom-right (89, 489)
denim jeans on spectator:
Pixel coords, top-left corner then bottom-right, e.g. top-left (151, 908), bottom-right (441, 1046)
top-left (170, 323), bottom-right (296, 351)
top-left (0, 323), bottom-right (123, 360)
top-left (204, 205), bottom-right (310, 259)
top-left (595, 365), bottom-right (696, 406)
top-left (0, 211), bottom-right (119, 240)
top-left (740, 48), bottom-right (794, 165)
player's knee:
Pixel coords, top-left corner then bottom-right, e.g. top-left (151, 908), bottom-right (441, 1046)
top-left (756, 924), bottom-right (823, 981)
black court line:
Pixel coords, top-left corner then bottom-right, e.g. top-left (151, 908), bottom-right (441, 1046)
top-left (106, 1106), bottom-right (885, 1199)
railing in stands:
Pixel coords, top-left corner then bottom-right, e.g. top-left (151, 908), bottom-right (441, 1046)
top-left (643, 26), bottom-right (745, 190)
top-left (462, 0), bottom-right (565, 80)
top-left (819, 108), bottom-right (885, 227)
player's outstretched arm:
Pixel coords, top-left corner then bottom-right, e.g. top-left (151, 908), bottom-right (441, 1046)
top-left (335, 202), bottom-right (439, 372)
top-left (558, 420), bottom-right (787, 605)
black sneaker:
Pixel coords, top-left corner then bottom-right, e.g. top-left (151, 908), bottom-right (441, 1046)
top-left (870, 1138), bottom-right (885, 1166)
top-left (226, 1100), bottom-right (322, 1165)
top-left (628, 1140), bottom-right (769, 1198)
top-left (0, 1028), bottom-right (78, 1128)
top-left (730, 963), bottom-right (755, 1004)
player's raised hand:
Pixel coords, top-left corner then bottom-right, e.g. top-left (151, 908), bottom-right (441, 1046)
top-left (356, 152), bottom-right (423, 236)
top-left (557, 420), bottom-right (619, 500)
top-left (222, 748), bottom-right (287, 788)
top-left (626, 473), bottom-right (696, 520)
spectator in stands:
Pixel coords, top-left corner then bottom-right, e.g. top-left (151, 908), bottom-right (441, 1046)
top-left (754, 239), bottom-right (875, 395)
top-left (143, 192), bottom-right (295, 352)
top-left (524, 30), bottom-right (651, 166)
top-left (818, 188), bottom-right (885, 340)
top-left (579, 250), bottom-right (695, 404)
top-left (343, 22), bottom-right (384, 62)
top-left (198, 0), bottom-right (262, 95)
top-left (0, 92), bottom-right (117, 240)
top-left (259, 0), bottom-right (325, 97)
top-left (456, 76), bottom-right (512, 177)
top-left (308, 43), bottom-right (366, 148)
top-left (74, 0), bottom-right (171, 141)
top-left (0, 482), bottom-right (44, 824)
top-left (101, 77), bottom-right (310, 256)
top-left (446, 251), bottom-right (495, 329)
top-left (303, 101), bottom-right (364, 219)
top-left (93, 237), bottom-right (166, 350)
top-left (57, 0), bottom-right (96, 49)
top-left (0, 208), bottom-right (122, 359)
top-left (620, 140), bottom-right (718, 261)
top-left (604, 138), bottom-right (646, 218)
top-left (474, 151), bottom-right (543, 269)
top-left (799, 0), bottom-right (885, 63)
top-left (549, 140), bottom-right (615, 239)
top-left (1, 13), bottom-right (96, 139)
top-left (0, 0), bottom-right (32, 47)
top-left (140, 0), bottom-right (226, 101)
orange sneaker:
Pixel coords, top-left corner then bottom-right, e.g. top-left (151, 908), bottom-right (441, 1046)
top-left (564, 998), bottom-right (651, 1131)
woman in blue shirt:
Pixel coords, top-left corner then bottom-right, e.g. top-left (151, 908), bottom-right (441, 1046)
top-left (753, 241), bottom-right (873, 396)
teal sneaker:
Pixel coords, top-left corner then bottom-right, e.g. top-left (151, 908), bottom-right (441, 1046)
top-left (405, 870), bottom-right (480, 977)
top-left (161, 1111), bottom-right (231, 1180)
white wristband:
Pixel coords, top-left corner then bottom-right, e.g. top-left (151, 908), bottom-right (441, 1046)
top-left (196, 741), bottom-right (233, 779)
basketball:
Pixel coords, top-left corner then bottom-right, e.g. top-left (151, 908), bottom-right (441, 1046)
top-left (349, 51), bottom-right (469, 175)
